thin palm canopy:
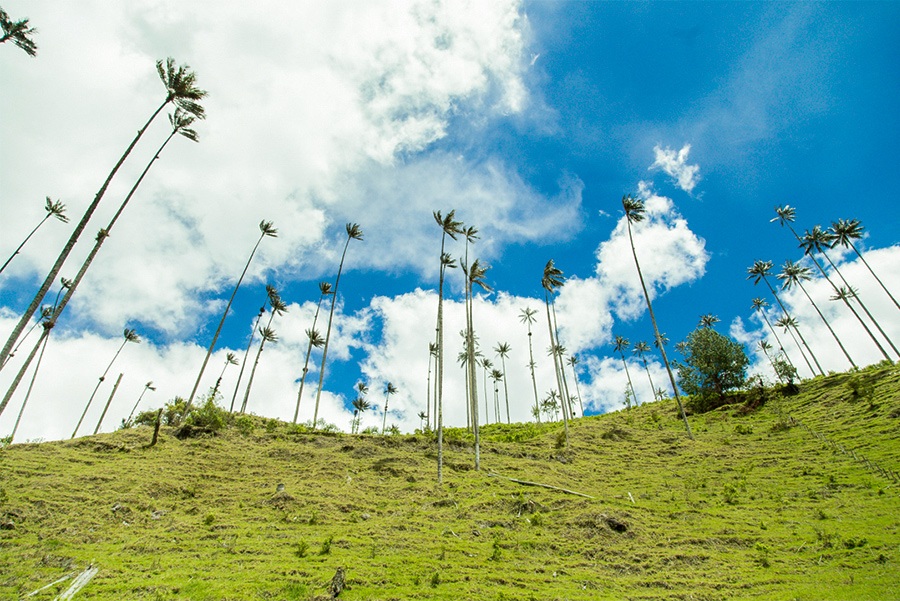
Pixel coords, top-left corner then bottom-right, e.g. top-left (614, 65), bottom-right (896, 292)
top-left (0, 8), bottom-right (38, 56)
top-left (157, 57), bottom-right (208, 118)
top-left (622, 195), bottom-right (646, 223)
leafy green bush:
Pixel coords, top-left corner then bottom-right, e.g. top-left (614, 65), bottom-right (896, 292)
top-left (675, 327), bottom-right (749, 413)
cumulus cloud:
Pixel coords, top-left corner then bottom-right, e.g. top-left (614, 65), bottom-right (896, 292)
top-left (650, 144), bottom-right (701, 193)
top-left (0, 0), bottom-right (557, 337)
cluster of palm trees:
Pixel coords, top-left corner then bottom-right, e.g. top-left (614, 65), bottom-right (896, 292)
top-left (748, 206), bottom-right (898, 380)
top-left (0, 57), bottom-right (208, 440)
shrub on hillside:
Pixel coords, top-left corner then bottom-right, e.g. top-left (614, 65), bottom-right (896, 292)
top-left (675, 327), bottom-right (749, 413)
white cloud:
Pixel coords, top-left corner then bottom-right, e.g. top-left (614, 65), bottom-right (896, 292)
top-left (0, 0), bottom-right (554, 337)
top-left (650, 144), bottom-right (700, 193)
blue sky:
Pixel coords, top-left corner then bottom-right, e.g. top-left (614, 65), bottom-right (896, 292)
top-left (1, 1), bottom-right (898, 442)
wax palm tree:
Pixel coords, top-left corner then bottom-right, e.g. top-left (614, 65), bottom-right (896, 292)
top-left (541, 259), bottom-right (570, 444)
top-left (417, 411), bottom-right (427, 431)
top-left (313, 223), bottom-right (363, 428)
top-left (518, 307), bottom-right (541, 422)
top-left (0, 7), bottom-right (37, 56)
top-left (803, 226), bottom-right (897, 361)
top-left (8, 321), bottom-right (52, 443)
top-left (774, 206), bottom-right (883, 363)
top-left (425, 342), bottom-right (437, 430)
top-left (465, 258), bottom-right (490, 466)
top-left (381, 382), bottom-right (398, 435)
top-left (460, 224), bottom-right (479, 433)
top-left (613, 335), bottom-right (638, 408)
top-left (433, 210), bottom-right (463, 483)
top-left (566, 354), bottom-right (584, 417)
top-left (72, 329), bottom-right (140, 438)
top-left (830, 218), bottom-right (899, 311)
top-left (3, 304), bottom-right (52, 368)
top-left (0, 198), bottom-right (69, 275)
top-left (490, 368), bottom-right (503, 422)
top-left (212, 353), bottom-right (239, 398)
top-left (351, 396), bottom-right (370, 434)
top-left (748, 259), bottom-right (824, 376)
top-left (125, 381), bottom-right (156, 427)
top-left (621, 195), bottom-right (693, 439)
top-left (186, 220), bottom-right (276, 415)
top-left (699, 314), bottom-right (719, 328)
top-left (1, 110), bottom-right (201, 408)
top-left (240, 289), bottom-right (287, 414)
top-left (774, 314), bottom-right (818, 377)
top-left (230, 303), bottom-right (265, 413)
top-left (1, 58), bottom-right (207, 369)
top-left (292, 281), bottom-right (332, 422)
top-left (756, 340), bottom-right (783, 383)
top-left (494, 342), bottom-right (512, 424)
top-left (480, 356), bottom-right (493, 425)
top-left (542, 390), bottom-right (561, 422)
top-left (632, 341), bottom-right (657, 405)
top-left (778, 260), bottom-right (856, 369)
top-left (751, 297), bottom-right (797, 374)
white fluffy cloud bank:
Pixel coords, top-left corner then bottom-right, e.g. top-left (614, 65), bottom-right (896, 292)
top-left (650, 144), bottom-right (701, 193)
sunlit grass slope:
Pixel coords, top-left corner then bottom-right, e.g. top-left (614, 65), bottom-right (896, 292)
top-left (1, 363), bottom-right (898, 600)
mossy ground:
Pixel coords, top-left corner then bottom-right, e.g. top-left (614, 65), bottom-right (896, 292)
top-left (1, 364), bottom-right (898, 600)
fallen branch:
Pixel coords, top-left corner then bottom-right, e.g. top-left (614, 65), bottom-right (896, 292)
top-left (487, 472), bottom-right (595, 499)
top-left (24, 573), bottom-right (73, 597)
top-left (54, 564), bottom-right (98, 600)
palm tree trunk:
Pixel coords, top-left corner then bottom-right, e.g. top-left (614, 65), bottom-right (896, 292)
top-left (755, 308), bottom-right (798, 374)
top-left (795, 281), bottom-right (856, 369)
top-left (763, 277), bottom-right (824, 376)
top-left (72, 338), bottom-right (129, 438)
top-left (641, 357), bottom-right (656, 403)
top-left (0, 213), bottom-right (51, 275)
top-left (8, 327), bottom-right (51, 443)
top-left (526, 329), bottom-right (540, 422)
top-left (1, 99), bottom-right (169, 369)
top-left (618, 351), bottom-right (638, 407)
top-left (313, 236), bottom-right (354, 428)
top-left (625, 219), bottom-right (693, 440)
top-left (240, 312), bottom-right (278, 414)
top-left (186, 229), bottom-right (267, 414)
top-left (543, 294), bottom-right (569, 445)
top-left (500, 357), bottom-right (511, 424)
top-left (293, 293), bottom-right (328, 423)
top-left (819, 250), bottom-right (898, 360)
top-left (847, 240), bottom-right (900, 311)
top-left (231, 307), bottom-right (264, 412)
top-left (93, 372), bottom-right (123, 435)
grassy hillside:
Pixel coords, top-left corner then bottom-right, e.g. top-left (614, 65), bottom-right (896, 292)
top-left (1, 364), bottom-right (898, 601)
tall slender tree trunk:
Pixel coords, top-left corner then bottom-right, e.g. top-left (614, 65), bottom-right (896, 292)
top-left (846, 240), bottom-right (900, 312)
top-left (231, 306), bottom-right (264, 412)
top-left (625, 219), bottom-right (693, 440)
top-left (9, 326), bottom-right (51, 443)
top-left (526, 328), bottom-right (540, 422)
top-left (293, 291), bottom-right (328, 423)
top-left (0, 213), bottom-right (52, 275)
top-left (240, 313), bottom-right (278, 414)
top-left (618, 351), bottom-right (638, 407)
top-left (763, 277), bottom-right (824, 375)
top-left (72, 338), bottom-right (130, 438)
top-left (1, 100), bottom-right (169, 369)
top-left (818, 250), bottom-right (898, 360)
top-left (313, 228), bottom-right (361, 428)
top-left (543, 293), bottom-right (569, 444)
top-left (93, 372), bottom-right (123, 435)
top-left (795, 281), bottom-right (856, 369)
top-left (500, 357), bottom-right (511, 424)
top-left (754, 307), bottom-right (798, 373)
top-left (186, 228), bottom-right (269, 414)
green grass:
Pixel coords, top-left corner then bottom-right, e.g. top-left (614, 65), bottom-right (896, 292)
top-left (1, 363), bottom-right (898, 600)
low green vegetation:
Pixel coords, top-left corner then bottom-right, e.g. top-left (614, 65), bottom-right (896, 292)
top-left (1, 364), bottom-right (898, 600)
